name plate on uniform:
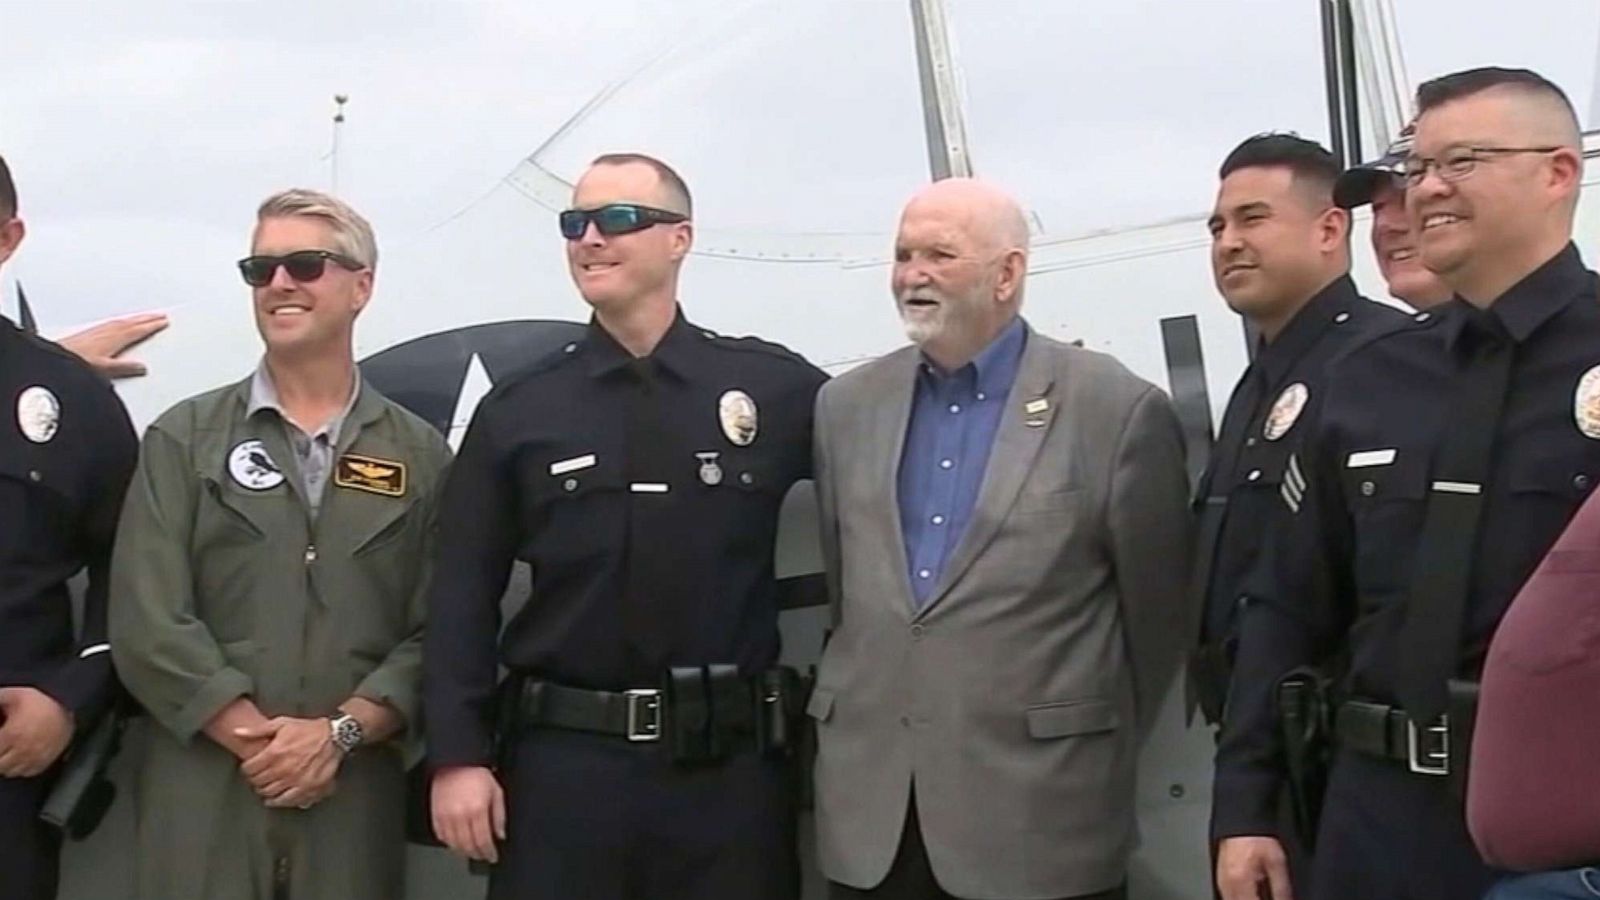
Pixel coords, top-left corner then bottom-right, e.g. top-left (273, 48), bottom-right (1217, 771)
top-left (335, 453), bottom-right (407, 497)
top-left (1346, 448), bottom-right (1397, 468)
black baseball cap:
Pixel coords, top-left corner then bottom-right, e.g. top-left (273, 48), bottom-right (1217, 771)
top-left (1334, 128), bottom-right (1413, 210)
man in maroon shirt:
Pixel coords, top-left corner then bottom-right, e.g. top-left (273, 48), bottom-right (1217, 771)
top-left (1470, 448), bottom-right (1600, 897)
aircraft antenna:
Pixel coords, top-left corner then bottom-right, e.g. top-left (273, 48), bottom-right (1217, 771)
top-left (329, 94), bottom-right (349, 195)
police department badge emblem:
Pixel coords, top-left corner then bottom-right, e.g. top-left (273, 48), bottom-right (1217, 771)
top-left (16, 386), bottom-right (60, 444)
top-left (719, 390), bottom-right (758, 447)
top-left (1264, 383), bottom-right (1310, 441)
top-left (697, 451), bottom-right (724, 486)
top-left (228, 440), bottom-right (285, 491)
top-left (1575, 365), bottom-right (1600, 439)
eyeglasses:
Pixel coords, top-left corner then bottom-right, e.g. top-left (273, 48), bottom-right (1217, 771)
top-left (558, 204), bottom-right (688, 240)
top-left (1401, 146), bottom-right (1560, 187)
top-left (237, 250), bottom-right (366, 287)
top-left (238, 250), bottom-right (365, 287)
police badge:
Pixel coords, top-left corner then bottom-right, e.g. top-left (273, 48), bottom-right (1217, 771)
top-left (719, 390), bottom-right (758, 447)
top-left (17, 385), bottom-right (61, 444)
top-left (1574, 365), bottom-right (1600, 439)
top-left (227, 439), bottom-right (286, 491)
top-left (1264, 383), bottom-right (1310, 441)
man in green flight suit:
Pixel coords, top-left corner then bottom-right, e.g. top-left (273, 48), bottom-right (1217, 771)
top-left (109, 189), bottom-right (451, 900)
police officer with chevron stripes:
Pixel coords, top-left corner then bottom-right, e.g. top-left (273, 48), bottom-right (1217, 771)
top-left (1192, 132), bottom-right (1408, 882)
top-left (1213, 67), bottom-right (1600, 900)
top-left (0, 153), bottom-right (138, 900)
top-left (424, 153), bottom-right (826, 899)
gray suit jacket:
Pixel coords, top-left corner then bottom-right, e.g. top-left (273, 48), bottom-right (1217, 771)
top-left (809, 325), bottom-right (1193, 899)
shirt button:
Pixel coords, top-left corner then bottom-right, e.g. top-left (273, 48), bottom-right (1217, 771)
top-left (900, 715), bottom-right (912, 727)
top-left (563, 342), bottom-right (578, 354)
top-left (1335, 312), bottom-right (1351, 324)
top-left (1246, 437), bottom-right (1258, 447)
top-left (939, 459), bottom-right (954, 470)
top-left (976, 392), bottom-right (987, 401)
top-left (28, 470), bottom-right (41, 482)
top-left (917, 569), bottom-right (932, 580)
top-left (1361, 480), bottom-right (1376, 497)
top-left (1415, 312), bottom-right (1431, 323)
top-left (931, 514), bottom-right (945, 525)
top-left (911, 624), bottom-right (925, 639)
top-left (949, 404), bottom-right (961, 414)
top-left (1247, 469), bottom-right (1261, 482)
top-left (740, 472), bottom-right (754, 485)
top-left (564, 477), bottom-right (579, 492)
top-left (1575, 473), bottom-right (1591, 491)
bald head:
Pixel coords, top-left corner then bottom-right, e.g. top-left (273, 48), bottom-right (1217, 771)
top-left (901, 177), bottom-right (1029, 255)
top-left (892, 178), bottom-right (1030, 371)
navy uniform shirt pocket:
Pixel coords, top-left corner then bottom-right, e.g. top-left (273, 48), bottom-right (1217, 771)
top-left (1343, 450), bottom-right (1428, 594)
top-left (0, 446), bottom-right (82, 563)
top-left (519, 449), bottom-right (624, 567)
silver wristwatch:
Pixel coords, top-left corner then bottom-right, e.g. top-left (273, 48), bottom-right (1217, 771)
top-left (329, 713), bottom-right (364, 754)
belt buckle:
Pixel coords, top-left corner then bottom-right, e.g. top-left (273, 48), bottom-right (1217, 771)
top-left (1405, 715), bottom-right (1449, 776)
top-left (625, 689), bottom-right (663, 742)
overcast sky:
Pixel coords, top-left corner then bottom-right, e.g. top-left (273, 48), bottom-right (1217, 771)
top-left (2, 0), bottom-right (1597, 333)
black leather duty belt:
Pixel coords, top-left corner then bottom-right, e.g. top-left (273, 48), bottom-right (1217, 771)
top-left (503, 665), bottom-right (809, 765)
top-left (1334, 699), bottom-right (1451, 776)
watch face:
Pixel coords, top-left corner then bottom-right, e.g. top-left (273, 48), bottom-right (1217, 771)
top-left (332, 715), bottom-right (363, 752)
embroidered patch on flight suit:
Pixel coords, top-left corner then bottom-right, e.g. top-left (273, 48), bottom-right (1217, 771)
top-left (335, 453), bottom-right (407, 497)
top-left (1575, 365), bottom-right (1600, 439)
top-left (17, 385), bottom-right (60, 444)
top-left (228, 440), bottom-right (286, 491)
top-left (1264, 383), bottom-right (1309, 441)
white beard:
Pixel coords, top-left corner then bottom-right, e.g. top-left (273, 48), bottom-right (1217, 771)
top-left (898, 304), bottom-right (945, 346)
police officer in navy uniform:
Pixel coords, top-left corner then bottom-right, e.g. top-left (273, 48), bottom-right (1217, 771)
top-left (423, 152), bottom-right (826, 900)
top-left (0, 154), bottom-right (138, 899)
top-left (1192, 133), bottom-right (1408, 730)
top-left (1214, 68), bottom-right (1600, 900)
top-left (1192, 135), bottom-right (1408, 889)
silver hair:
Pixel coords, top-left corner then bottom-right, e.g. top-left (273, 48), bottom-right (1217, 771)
top-left (255, 188), bottom-right (378, 268)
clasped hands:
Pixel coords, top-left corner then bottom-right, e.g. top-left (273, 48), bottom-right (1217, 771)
top-left (233, 716), bottom-right (343, 810)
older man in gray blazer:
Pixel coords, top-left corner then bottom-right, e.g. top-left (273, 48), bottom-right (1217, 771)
top-left (810, 178), bottom-right (1192, 900)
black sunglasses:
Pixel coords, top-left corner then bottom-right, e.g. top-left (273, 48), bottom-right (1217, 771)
top-left (559, 204), bottom-right (688, 240)
top-left (237, 250), bottom-right (366, 287)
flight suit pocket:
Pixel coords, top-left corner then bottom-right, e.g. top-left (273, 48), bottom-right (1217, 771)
top-left (353, 496), bottom-right (419, 557)
top-left (199, 477), bottom-right (267, 540)
top-left (1025, 698), bottom-right (1119, 739)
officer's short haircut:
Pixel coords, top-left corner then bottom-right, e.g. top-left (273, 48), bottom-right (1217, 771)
top-left (0, 154), bottom-right (16, 220)
top-left (591, 153), bottom-right (693, 217)
top-left (256, 188), bottom-right (378, 269)
top-left (1416, 66), bottom-right (1579, 138)
top-left (1218, 133), bottom-right (1341, 205)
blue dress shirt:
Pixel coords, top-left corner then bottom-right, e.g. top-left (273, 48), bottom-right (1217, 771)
top-left (897, 317), bottom-right (1028, 610)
